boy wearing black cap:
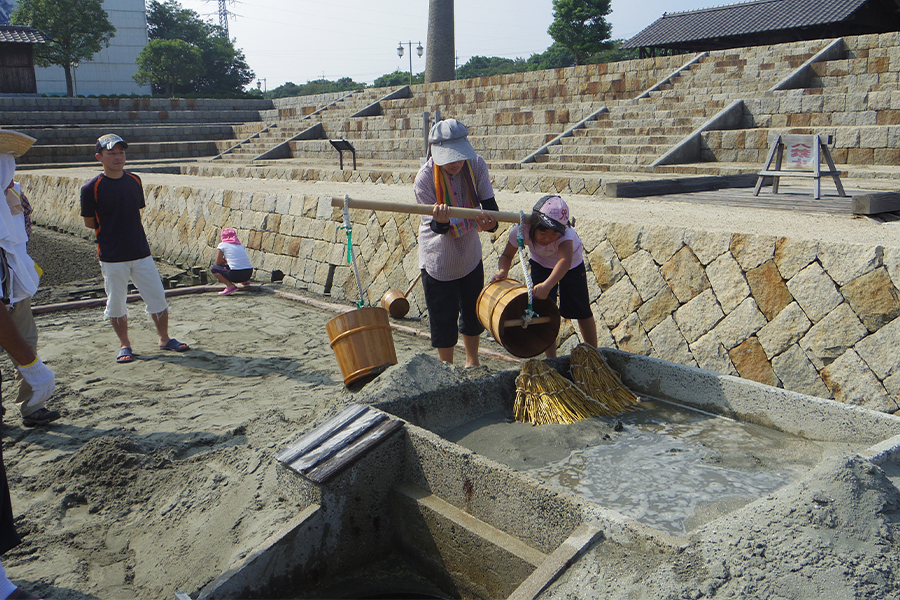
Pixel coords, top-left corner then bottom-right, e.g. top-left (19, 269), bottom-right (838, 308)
top-left (80, 134), bottom-right (190, 364)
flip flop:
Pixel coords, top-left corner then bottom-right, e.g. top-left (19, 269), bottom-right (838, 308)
top-left (116, 347), bottom-right (134, 364)
top-left (160, 339), bottom-right (190, 352)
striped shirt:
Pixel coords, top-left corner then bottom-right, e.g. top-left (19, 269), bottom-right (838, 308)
top-left (414, 156), bottom-right (495, 281)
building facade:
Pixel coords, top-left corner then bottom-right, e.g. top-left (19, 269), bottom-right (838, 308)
top-left (0, 0), bottom-right (150, 96)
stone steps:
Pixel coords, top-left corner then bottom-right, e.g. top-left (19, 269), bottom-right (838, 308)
top-left (17, 140), bottom-right (221, 164)
top-left (3, 109), bottom-right (262, 125)
top-left (10, 123), bottom-right (237, 145)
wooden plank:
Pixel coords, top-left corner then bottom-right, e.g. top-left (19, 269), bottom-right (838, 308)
top-left (605, 174), bottom-right (758, 198)
top-left (275, 404), bottom-right (367, 465)
top-left (304, 418), bottom-right (404, 483)
top-left (644, 188), bottom-right (857, 215)
top-left (852, 191), bottom-right (900, 215)
top-left (290, 409), bottom-right (387, 472)
top-left (758, 170), bottom-right (841, 178)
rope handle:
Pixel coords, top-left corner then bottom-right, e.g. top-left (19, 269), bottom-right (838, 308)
top-left (341, 195), bottom-right (366, 309)
top-left (517, 210), bottom-right (536, 328)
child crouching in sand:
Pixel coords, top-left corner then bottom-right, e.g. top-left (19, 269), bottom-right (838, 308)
top-left (491, 195), bottom-right (597, 357)
top-left (211, 228), bottom-right (253, 295)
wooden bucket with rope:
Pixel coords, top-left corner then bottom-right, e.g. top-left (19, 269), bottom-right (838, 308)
top-left (327, 197), bottom-right (398, 387)
top-left (381, 273), bottom-right (421, 319)
top-left (477, 278), bottom-right (560, 358)
top-left (326, 307), bottom-right (398, 387)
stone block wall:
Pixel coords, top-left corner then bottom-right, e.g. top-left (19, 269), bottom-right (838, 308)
top-left (699, 32), bottom-right (900, 165)
top-left (20, 172), bottom-right (900, 414)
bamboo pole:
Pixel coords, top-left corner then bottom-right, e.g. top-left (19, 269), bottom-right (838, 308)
top-left (331, 196), bottom-right (533, 224)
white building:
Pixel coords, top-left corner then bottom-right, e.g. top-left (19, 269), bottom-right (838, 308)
top-left (2, 0), bottom-right (150, 96)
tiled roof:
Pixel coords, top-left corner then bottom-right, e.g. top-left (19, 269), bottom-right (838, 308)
top-left (621, 0), bottom-right (871, 49)
top-left (0, 25), bottom-right (46, 44)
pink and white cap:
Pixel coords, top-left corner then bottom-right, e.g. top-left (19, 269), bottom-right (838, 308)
top-left (533, 195), bottom-right (570, 234)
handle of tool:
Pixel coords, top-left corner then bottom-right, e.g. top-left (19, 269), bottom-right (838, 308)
top-left (404, 272), bottom-right (422, 297)
top-left (331, 196), bottom-right (533, 225)
top-left (503, 316), bottom-right (553, 327)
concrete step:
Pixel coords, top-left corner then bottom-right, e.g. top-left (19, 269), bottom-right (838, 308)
top-left (0, 97), bottom-right (272, 112)
top-left (559, 134), bottom-right (684, 147)
top-left (548, 143), bottom-right (666, 156)
top-left (3, 109), bottom-right (263, 125)
top-left (11, 124), bottom-right (237, 145)
top-left (17, 140), bottom-right (220, 163)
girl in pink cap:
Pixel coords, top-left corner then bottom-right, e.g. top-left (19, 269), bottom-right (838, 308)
top-left (211, 228), bottom-right (253, 295)
top-left (491, 195), bottom-right (598, 358)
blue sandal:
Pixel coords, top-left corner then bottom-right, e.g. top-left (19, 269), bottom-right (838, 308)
top-left (160, 339), bottom-right (190, 352)
top-left (116, 347), bottom-right (134, 364)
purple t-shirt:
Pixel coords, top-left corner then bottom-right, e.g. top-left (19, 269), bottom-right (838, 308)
top-left (509, 224), bottom-right (584, 270)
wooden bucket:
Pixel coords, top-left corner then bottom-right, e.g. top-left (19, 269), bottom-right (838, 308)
top-left (381, 289), bottom-right (410, 318)
top-left (326, 307), bottom-right (398, 387)
top-left (476, 278), bottom-right (561, 358)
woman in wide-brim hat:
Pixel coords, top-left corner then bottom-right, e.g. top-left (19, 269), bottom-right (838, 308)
top-left (0, 130), bottom-right (36, 158)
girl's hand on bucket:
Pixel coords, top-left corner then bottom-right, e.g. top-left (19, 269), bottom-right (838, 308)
top-left (432, 203), bottom-right (450, 223)
top-left (533, 282), bottom-right (552, 300)
top-left (489, 271), bottom-right (507, 284)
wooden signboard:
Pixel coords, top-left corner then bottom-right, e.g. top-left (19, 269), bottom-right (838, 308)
top-left (754, 134), bottom-right (845, 199)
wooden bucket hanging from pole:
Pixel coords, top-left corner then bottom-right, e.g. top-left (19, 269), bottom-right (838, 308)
top-left (326, 307), bottom-right (398, 387)
top-left (477, 278), bottom-right (560, 358)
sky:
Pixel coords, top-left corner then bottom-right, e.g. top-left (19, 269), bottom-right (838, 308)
top-left (173, 0), bottom-right (718, 90)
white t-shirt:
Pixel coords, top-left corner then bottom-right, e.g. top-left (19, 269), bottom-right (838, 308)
top-left (509, 224), bottom-right (584, 270)
top-left (217, 242), bottom-right (252, 270)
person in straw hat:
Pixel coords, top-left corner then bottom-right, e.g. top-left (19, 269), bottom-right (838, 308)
top-left (0, 129), bottom-right (61, 427)
top-left (414, 118), bottom-right (499, 367)
top-left (0, 128), bottom-right (56, 599)
top-left (80, 134), bottom-right (191, 364)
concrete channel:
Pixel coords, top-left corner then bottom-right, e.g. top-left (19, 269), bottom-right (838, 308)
top-left (189, 348), bottom-right (900, 600)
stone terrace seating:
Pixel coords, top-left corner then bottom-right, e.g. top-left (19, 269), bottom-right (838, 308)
top-left (9, 31), bottom-right (900, 189)
top-left (2, 96), bottom-right (272, 165)
top-left (533, 40), bottom-right (829, 174)
top-left (212, 88), bottom-right (401, 163)
top-left (695, 32), bottom-right (900, 177)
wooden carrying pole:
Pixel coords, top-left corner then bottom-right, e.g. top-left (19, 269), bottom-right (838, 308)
top-left (331, 196), bottom-right (533, 225)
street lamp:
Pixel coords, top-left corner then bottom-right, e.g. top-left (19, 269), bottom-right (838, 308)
top-left (256, 78), bottom-right (266, 94)
top-left (397, 41), bottom-right (424, 85)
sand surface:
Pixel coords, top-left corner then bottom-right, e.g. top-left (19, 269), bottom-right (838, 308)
top-left (1, 228), bottom-right (512, 599)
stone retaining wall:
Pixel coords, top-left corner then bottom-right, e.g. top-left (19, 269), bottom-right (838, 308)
top-left (21, 173), bottom-right (900, 414)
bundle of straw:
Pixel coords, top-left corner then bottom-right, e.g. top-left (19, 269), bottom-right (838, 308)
top-left (570, 343), bottom-right (640, 414)
top-left (514, 359), bottom-right (613, 425)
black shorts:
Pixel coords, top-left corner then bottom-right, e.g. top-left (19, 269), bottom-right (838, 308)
top-left (211, 265), bottom-right (253, 283)
top-left (529, 260), bottom-right (593, 320)
top-left (421, 262), bottom-right (485, 348)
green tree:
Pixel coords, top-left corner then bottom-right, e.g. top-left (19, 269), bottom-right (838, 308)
top-left (372, 70), bottom-right (423, 88)
top-left (146, 0), bottom-right (253, 96)
top-left (457, 56), bottom-right (526, 79)
top-left (547, 0), bottom-right (613, 65)
top-left (133, 38), bottom-right (204, 98)
top-left (524, 42), bottom-right (576, 71)
top-left (267, 77), bottom-right (367, 99)
top-left (10, 0), bottom-right (116, 97)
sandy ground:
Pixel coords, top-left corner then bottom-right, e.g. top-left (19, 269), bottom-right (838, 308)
top-left (0, 228), bottom-right (512, 600)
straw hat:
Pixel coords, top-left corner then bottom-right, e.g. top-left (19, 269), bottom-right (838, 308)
top-left (0, 129), bottom-right (36, 158)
